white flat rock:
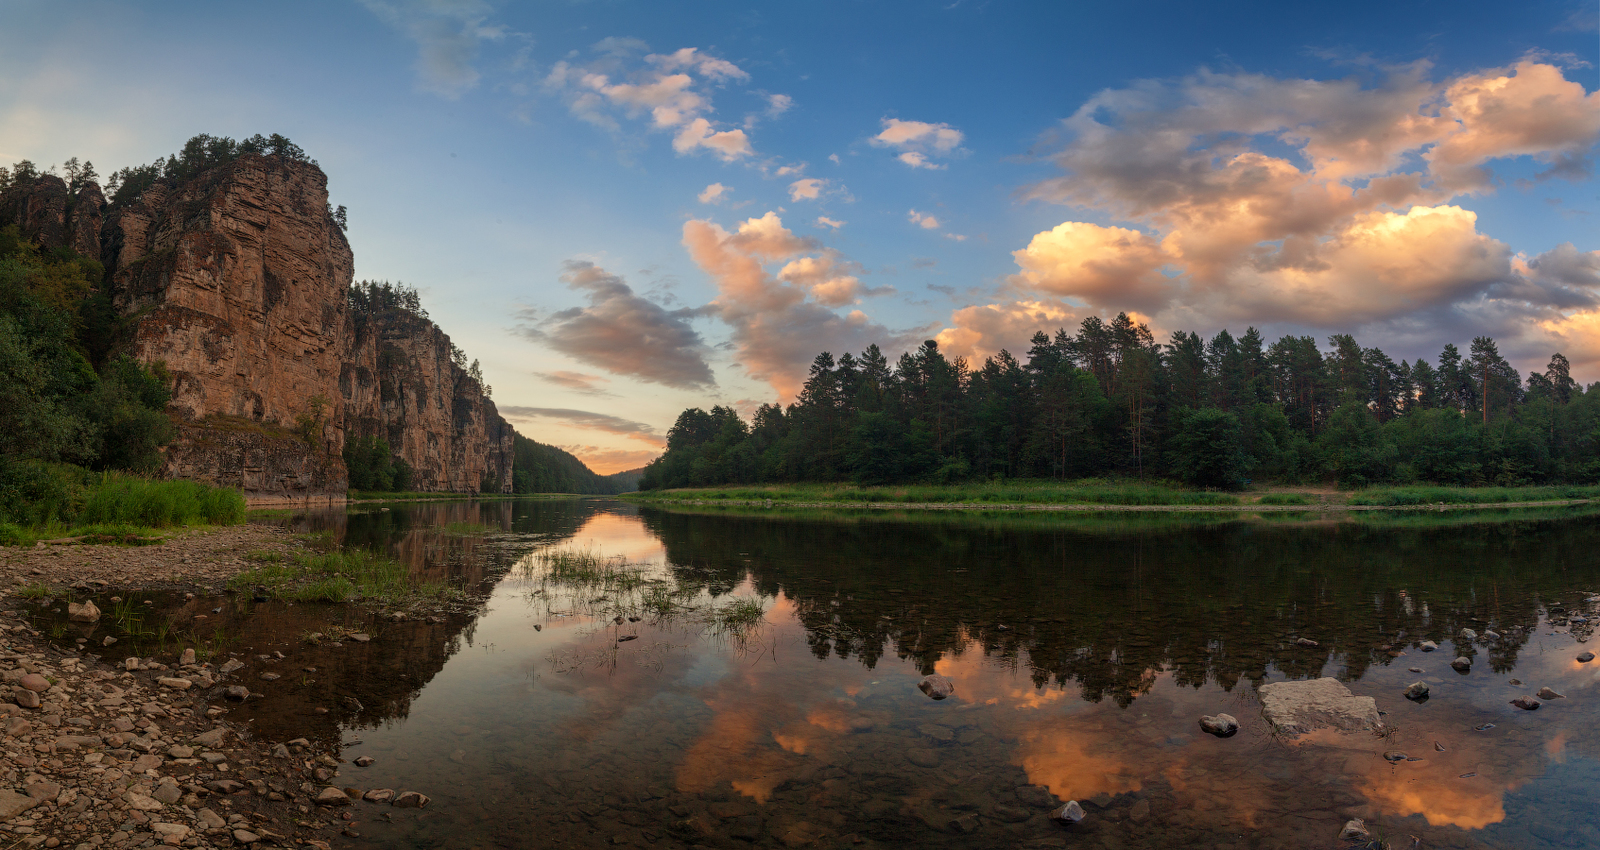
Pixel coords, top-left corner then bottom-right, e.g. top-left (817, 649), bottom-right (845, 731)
top-left (1258, 677), bottom-right (1382, 736)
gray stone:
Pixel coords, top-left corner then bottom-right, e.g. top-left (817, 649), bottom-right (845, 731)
top-left (1258, 677), bottom-right (1383, 736)
top-left (18, 673), bottom-right (49, 692)
top-left (232, 830), bottom-right (260, 844)
top-left (1450, 656), bottom-right (1472, 672)
top-left (166, 745), bottom-right (194, 759)
top-left (1294, 637), bottom-right (1318, 647)
top-left (219, 659), bottom-right (244, 674)
top-left (1511, 696), bottom-right (1541, 710)
top-left (24, 782), bottom-right (59, 802)
top-left (205, 780), bottom-right (244, 795)
top-left (354, 756), bottom-right (374, 767)
top-left (150, 823), bottom-right (188, 843)
top-left (1537, 687), bottom-right (1565, 700)
top-left (192, 728), bottom-right (226, 748)
top-left (13, 689), bottom-right (39, 709)
top-left (156, 678), bottom-right (191, 690)
top-left (917, 674), bottom-right (955, 700)
top-left (1420, 641), bottom-right (1438, 652)
top-left (363, 789), bottom-right (394, 803)
top-left (1050, 801), bottom-right (1086, 824)
top-left (1460, 628), bottom-right (1478, 641)
top-left (1198, 713), bottom-right (1238, 736)
top-left (196, 809), bottom-right (225, 831)
top-left (151, 781), bottom-right (182, 805)
top-left (224, 685), bottom-right (250, 701)
top-left (1404, 681), bottom-right (1430, 700)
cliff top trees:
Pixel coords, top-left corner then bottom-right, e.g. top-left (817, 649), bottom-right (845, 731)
top-left (104, 133), bottom-right (318, 207)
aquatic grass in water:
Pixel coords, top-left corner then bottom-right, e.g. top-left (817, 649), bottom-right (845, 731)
top-left (442, 521), bottom-right (496, 536)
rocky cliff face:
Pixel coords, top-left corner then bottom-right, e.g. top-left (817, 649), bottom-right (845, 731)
top-left (0, 156), bottom-right (513, 500)
top-left (343, 308), bottom-right (514, 494)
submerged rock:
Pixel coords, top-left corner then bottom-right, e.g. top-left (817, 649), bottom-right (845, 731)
top-left (314, 786), bottom-right (351, 806)
top-left (1460, 628), bottom-right (1478, 640)
top-left (1258, 677), bottom-right (1383, 736)
top-left (392, 791), bottom-right (430, 808)
top-left (1510, 696), bottom-right (1541, 710)
top-left (67, 600), bottom-right (100, 623)
top-left (1295, 637), bottom-right (1319, 647)
top-left (1050, 801), bottom-right (1086, 824)
top-left (1578, 651), bottom-right (1595, 663)
top-left (1404, 682), bottom-right (1429, 700)
top-left (1537, 687), bottom-right (1565, 700)
top-left (917, 674), bottom-right (955, 700)
top-left (1451, 657), bottom-right (1472, 672)
top-left (1340, 819), bottom-right (1372, 841)
top-left (1015, 785), bottom-right (1057, 808)
top-left (1198, 713), bottom-right (1238, 737)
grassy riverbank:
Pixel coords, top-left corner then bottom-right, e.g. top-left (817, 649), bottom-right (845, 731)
top-left (624, 479), bottom-right (1242, 506)
top-left (625, 479), bottom-right (1600, 511)
top-left (0, 473), bottom-right (246, 546)
top-left (347, 490), bottom-right (578, 502)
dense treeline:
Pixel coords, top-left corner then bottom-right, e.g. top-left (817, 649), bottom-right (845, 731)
top-left (0, 225), bottom-right (176, 523)
top-left (512, 434), bottom-right (634, 495)
top-left (642, 313), bottom-right (1600, 491)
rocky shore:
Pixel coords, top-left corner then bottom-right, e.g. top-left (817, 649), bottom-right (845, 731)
top-left (0, 526), bottom-right (419, 849)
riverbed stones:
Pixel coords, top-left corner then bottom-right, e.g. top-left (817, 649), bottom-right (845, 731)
top-left (156, 677), bottom-right (191, 689)
top-left (363, 789), bottom-right (394, 803)
top-left (354, 755), bottom-right (374, 766)
top-left (18, 673), bottom-right (49, 692)
top-left (1198, 713), bottom-right (1238, 736)
top-left (13, 688), bottom-right (39, 709)
top-left (1420, 641), bottom-right (1438, 652)
top-left (225, 685), bottom-right (250, 700)
top-left (233, 829), bottom-right (261, 844)
top-left (1579, 652), bottom-right (1595, 663)
top-left (66, 601), bottom-right (100, 623)
top-left (0, 789), bottom-right (38, 820)
top-left (1461, 628), bottom-right (1478, 640)
top-left (1404, 682), bottom-right (1430, 700)
top-left (1511, 696), bottom-right (1541, 710)
top-left (917, 674), bottom-right (955, 700)
top-left (1451, 657), bottom-right (1472, 672)
top-left (179, 648), bottom-right (195, 665)
top-left (1050, 801), bottom-right (1086, 824)
top-left (1537, 687), bottom-right (1565, 700)
top-left (1258, 677), bottom-right (1383, 736)
top-left (1295, 637), bottom-right (1319, 647)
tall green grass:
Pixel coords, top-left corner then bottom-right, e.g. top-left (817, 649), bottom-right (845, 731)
top-left (627, 478), bottom-right (1240, 506)
top-left (78, 475), bottom-right (246, 527)
top-left (1347, 485), bottom-right (1600, 506)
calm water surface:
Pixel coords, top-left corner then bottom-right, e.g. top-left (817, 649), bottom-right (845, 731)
top-left (63, 500), bottom-right (1600, 848)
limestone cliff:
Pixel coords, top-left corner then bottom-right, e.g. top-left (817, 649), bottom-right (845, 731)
top-left (0, 154), bottom-right (513, 500)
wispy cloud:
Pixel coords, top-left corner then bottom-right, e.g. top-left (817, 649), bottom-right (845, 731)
top-left (516, 261), bottom-right (716, 389)
top-left (543, 42), bottom-right (768, 160)
top-left (358, 0), bottom-right (527, 99)
top-left (499, 407), bottom-right (666, 447)
top-left (698, 182), bottom-right (731, 204)
top-left (535, 370), bottom-right (615, 396)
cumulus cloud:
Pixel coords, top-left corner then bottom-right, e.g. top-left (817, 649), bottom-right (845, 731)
top-left (815, 216), bottom-right (845, 230)
top-left (938, 59), bottom-right (1600, 368)
top-left (788, 178), bottom-right (826, 201)
top-left (358, 0), bottom-right (526, 98)
top-left (516, 261), bottom-right (715, 389)
top-left (683, 212), bottom-right (902, 398)
top-left (765, 94), bottom-right (793, 117)
top-left (908, 210), bottom-right (941, 229)
top-left (872, 118), bottom-right (965, 169)
top-left (544, 44), bottom-right (758, 159)
top-left (698, 182), bottom-right (730, 204)
top-left (498, 407), bottom-right (666, 446)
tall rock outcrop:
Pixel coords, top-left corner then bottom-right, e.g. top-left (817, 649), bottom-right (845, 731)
top-left (0, 154), bottom-right (514, 500)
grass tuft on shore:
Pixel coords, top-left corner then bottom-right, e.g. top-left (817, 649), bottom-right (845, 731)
top-left (231, 548), bottom-right (457, 604)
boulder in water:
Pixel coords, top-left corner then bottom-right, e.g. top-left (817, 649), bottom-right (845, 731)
top-left (1198, 713), bottom-right (1238, 737)
top-left (1050, 801), bottom-right (1085, 824)
top-left (1258, 677), bottom-right (1383, 736)
top-left (917, 674), bottom-right (955, 700)
top-left (1404, 682), bottom-right (1429, 701)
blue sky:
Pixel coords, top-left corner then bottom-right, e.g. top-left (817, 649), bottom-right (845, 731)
top-left (2, 0), bottom-right (1597, 471)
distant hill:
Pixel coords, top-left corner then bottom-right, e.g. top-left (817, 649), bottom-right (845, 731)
top-left (511, 434), bottom-right (628, 495)
top-left (604, 467), bottom-right (646, 493)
